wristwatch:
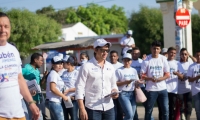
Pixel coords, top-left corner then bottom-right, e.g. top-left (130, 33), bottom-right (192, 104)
top-left (28, 100), bottom-right (36, 106)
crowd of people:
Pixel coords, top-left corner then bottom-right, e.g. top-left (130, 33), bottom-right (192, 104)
top-left (1, 11), bottom-right (200, 120)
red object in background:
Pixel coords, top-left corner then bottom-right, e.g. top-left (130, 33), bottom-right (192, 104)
top-left (174, 99), bottom-right (181, 120)
top-left (175, 8), bottom-right (190, 28)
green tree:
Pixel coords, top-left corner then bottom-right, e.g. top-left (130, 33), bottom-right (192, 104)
top-left (129, 5), bottom-right (163, 55)
top-left (5, 9), bottom-right (62, 58)
top-left (36, 3), bottom-right (128, 35)
top-left (191, 14), bottom-right (200, 54)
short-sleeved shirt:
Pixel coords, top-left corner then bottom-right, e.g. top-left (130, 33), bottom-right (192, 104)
top-left (0, 43), bottom-right (24, 118)
top-left (46, 70), bottom-right (65, 102)
top-left (165, 60), bottom-right (181, 94)
top-left (187, 63), bottom-right (200, 96)
top-left (61, 69), bottom-right (79, 96)
top-left (131, 58), bottom-right (145, 87)
top-left (140, 54), bottom-right (170, 91)
top-left (22, 64), bottom-right (40, 101)
top-left (178, 61), bottom-right (193, 94)
top-left (111, 62), bottom-right (123, 70)
top-left (116, 67), bottom-right (139, 91)
top-left (120, 36), bottom-right (135, 55)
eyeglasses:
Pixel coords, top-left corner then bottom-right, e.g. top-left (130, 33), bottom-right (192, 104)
top-left (98, 48), bottom-right (110, 53)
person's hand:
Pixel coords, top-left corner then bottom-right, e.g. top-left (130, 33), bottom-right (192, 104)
top-left (64, 89), bottom-right (69, 95)
top-left (62, 95), bottom-right (68, 101)
top-left (30, 90), bottom-right (37, 96)
top-left (43, 71), bottom-right (48, 77)
top-left (79, 108), bottom-right (88, 120)
top-left (142, 54), bottom-right (147, 60)
top-left (29, 103), bottom-right (40, 120)
top-left (135, 80), bottom-right (144, 88)
top-left (111, 89), bottom-right (119, 99)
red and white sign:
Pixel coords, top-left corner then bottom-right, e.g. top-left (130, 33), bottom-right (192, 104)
top-left (43, 52), bottom-right (48, 59)
top-left (175, 8), bottom-right (190, 28)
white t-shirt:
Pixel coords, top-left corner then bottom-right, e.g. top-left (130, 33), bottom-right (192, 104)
top-left (61, 69), bottom-right (79, 96)
top-left (46, 70), bottom-right (65, 102)
top-left (0, 43), bottom-right (24, 118)
top-left (187, 63), bottom-right (200, 96)
top-left (178, 61), bottom-right (193, 94)
top-left (131, 58), bottom-right (145, 87)
top-left (166, 60), bottom-right (180, 94)
top-left (120, 36), bottom-right (135, 55)
top-left (140, 54), bottom-right (170, 91)
top-left (116, 67), bottom-right (139, 91)
top-left (112, 62), bottom-right (123, 70)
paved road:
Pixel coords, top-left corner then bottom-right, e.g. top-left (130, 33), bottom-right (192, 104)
top-left (45, 106), bottom-right (197, 120)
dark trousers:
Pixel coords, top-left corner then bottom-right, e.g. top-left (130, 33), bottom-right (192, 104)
top-left (86, 107), bottom-right (115, 120)
top-left (178, 92), bottom-right (193, 120)
top-left (113, 98), bottom-right (123, 120)
top-left (61, 99), bottom-right (79, 120)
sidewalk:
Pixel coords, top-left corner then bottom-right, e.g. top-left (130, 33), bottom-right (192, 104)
top-left (45, 106), bottom-right (197, 120)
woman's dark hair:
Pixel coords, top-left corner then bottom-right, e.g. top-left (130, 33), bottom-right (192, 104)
top-left (180, 48), bottom-right (188, 62)
top-left (80, 52), bottom-right (89, 60)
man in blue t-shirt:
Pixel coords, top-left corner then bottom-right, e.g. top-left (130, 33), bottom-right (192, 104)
top-left (22, 53), bottom-right (47, 120)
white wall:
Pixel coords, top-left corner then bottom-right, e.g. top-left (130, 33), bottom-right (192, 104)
top-left (62, 22), bottom-right (98, 41)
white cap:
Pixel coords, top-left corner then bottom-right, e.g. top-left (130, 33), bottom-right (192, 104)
top-left (93, 39), bottom-right (111, 48)
top-left (63, 55), bottom-right (70, 62)
top-left (127, 30), bottom-right (133, 35)
top-left (52, 56), bottom-right (63, 63)
top-left (162, 48), bottom-right (168, 53)
top-left (58, 53), bottom-right (63, 59)
top-left (123, 53), bottom-right (132, 59)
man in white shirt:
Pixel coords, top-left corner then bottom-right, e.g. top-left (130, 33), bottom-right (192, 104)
top-left (141, 40), bottom-right (170, 120)
top-left (120, 30), bottom-right (135, 56)
top-left (109, 50), bottom-right (123, 70)
top-left (109, 50), bottom-right (123, 120)
top-left (0, 12), bottom-right (39, 120)
top-left (76, 39), bottom-right (119, 120)
top-left (187, 50), bottom-right (200, 120)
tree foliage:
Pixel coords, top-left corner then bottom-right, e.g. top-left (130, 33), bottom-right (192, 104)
top-left (3, 9), bottom-right (62, 58)
top-left (36, 4), bottom-right (128, 35)
top-left (129, 5), bottom-right (163, 55)
top-left (191, 14), bottom-right (200, 54)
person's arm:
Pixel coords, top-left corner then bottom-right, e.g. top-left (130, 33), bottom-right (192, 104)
top-left (117, 80), bottom-right (132, 86)
top-left (50, 82), bottom-right (68, 101)
top-left (130, 44), bottom-right (135, 48)
top-left (77, 99), bottom-right (88, 120)
top-left (40, 71), bottom-right (48, 86)
top-left (173, 71), bottom-right (184, 80)
top-left (189, 54), bottom-right (197, 62)
top-left (64, 88), bottom-right (76, 95)
top-left (188, 76), bottom-right (200, 82)
top-left (153, 72), bottom-right (170, 82)
top-left (18, 73), bottom-right (40, 120)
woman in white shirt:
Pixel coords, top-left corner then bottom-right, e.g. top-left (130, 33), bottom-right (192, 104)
top-left (178, 48), bottom-right (194, 120)
top-left (116, 53), bottom-right (139, 120)
top-left (45, 56), bottom-right (68, 120)
top-left (61, 55), bottom-right (79, 120)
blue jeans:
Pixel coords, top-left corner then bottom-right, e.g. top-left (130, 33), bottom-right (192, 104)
top-left (118, 91), bottom-right (136, 120)
top-left (134, 87), bottom-right (154, 120)
top-left (45, 101), bottom-right (64, 120)
top-left (86, 107), bottom-right (115, 120)
top-left (61, 99), bottom-right (79, 120)
top-left (25, 99), bottom-right (43, 120)
top-left (21, 99), bottom-right (29, 120)
top-left (193, 92), bottom-right (200, 120)
top-left (145, 89), bottom-right (169, 120)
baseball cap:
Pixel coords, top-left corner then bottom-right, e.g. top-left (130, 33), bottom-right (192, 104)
top-left (51, 56), bottom-right (63, 64)
top-left (58, 53), bottom-right (64, 59)
top-left (162, 48), bottom-right (168, 53)
top-left (123, 53), bottom-right (132, 59)
top-left (63, 55), bottom-right (74, 64)
top-left (127, 30), bottom-right (133, 35)
top-left (93, 39), bottom-right (111, 48)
